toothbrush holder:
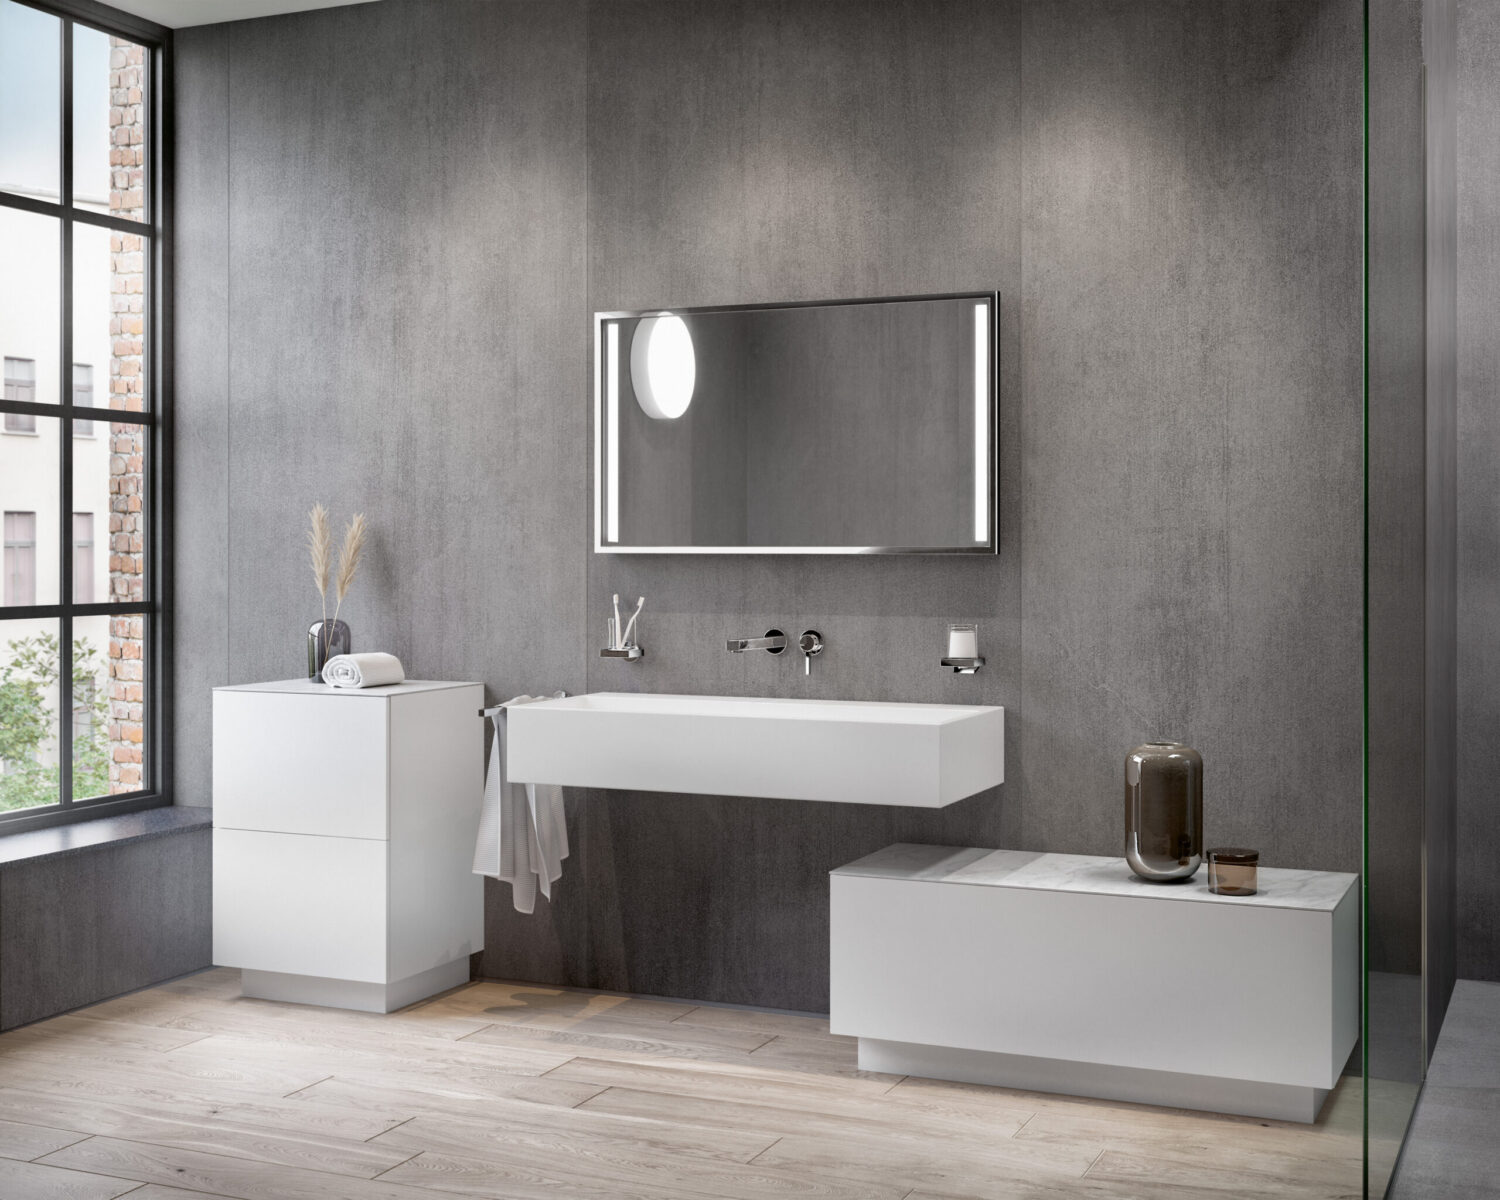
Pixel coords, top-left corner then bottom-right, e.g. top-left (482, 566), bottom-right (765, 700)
top-left (601, 617), bottom-right (643, 662)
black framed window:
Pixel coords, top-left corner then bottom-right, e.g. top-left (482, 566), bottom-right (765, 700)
top-left (0, 0), bottom-right (169, 830)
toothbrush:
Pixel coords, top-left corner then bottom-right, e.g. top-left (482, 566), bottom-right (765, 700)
top-left (621, 596), bottom-right (645, 648)
top-left (612, 593), bottom-right (622, 648)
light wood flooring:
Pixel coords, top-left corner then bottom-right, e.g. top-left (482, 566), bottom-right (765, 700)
top-left (0, 968), bottom-right (1401, 1200)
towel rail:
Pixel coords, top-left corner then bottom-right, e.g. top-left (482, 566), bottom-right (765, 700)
top-left (478, 694), bottom-right (567, 719)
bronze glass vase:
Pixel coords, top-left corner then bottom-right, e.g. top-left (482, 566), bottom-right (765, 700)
top-left (1124, 741), bottom-right (1202, 882)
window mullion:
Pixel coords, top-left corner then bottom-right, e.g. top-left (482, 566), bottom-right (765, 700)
top-left (69, 208), bottom-right (150, 238)
top-left (0, 190), bottom-right (63, 219)
top-left (67, 404), bottom-right (153, 427)
top-left (59, 14), bottom-right (73, 808)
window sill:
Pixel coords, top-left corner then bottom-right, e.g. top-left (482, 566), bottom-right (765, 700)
top-left (0, 805), bottom-right (210, 868)
top-left (0, 429), bottom-right (40, 437)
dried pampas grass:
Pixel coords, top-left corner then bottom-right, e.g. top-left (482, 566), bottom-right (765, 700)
top-left (307, 503), bottom-right (331, 626)
top-left (307, 505), bottom-right (368, 637)
top-left (332, 513), bottom-right (368, 624)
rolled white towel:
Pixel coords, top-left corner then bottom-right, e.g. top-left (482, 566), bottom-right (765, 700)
top-left (322, 652), bottom-right (406, 689)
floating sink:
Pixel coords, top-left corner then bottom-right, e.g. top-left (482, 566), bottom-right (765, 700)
top-left (506, 692), bottom-right (1004, 807)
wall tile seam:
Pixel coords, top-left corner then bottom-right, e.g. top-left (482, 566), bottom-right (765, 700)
top-left (224, 25), bottom-right (233, 728)
top-left (581, 0), bottom-right (594, 995)
top-left (1017, 0), bottom-right (1027, 856)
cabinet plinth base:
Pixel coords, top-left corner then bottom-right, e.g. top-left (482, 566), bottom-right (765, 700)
top-left (240, 958), bottom-right (470, 1013)
top-left (857, 1038), bottom-right (1332, 1124)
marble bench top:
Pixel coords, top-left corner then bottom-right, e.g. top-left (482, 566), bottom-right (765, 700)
top-left (832, 844), bottom-right (1357, 912)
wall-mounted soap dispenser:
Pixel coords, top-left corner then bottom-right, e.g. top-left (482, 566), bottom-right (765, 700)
top-left (941, 623), bottom-right (984, 674)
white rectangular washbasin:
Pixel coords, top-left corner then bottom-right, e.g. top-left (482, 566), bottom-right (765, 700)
top-left (506, 692), bottom-right (1004, 807)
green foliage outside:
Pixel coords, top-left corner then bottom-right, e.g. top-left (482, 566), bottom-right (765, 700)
top-left (0, 633), bottom-right (110, 811)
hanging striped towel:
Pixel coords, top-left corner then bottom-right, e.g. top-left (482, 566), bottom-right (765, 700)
top-left (472, 694), bottom-right (568, 914)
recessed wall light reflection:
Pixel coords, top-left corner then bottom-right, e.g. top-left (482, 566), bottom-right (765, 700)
top-left (631, 313), bottom-right (696, 419)
top-left (606, 323), bottom-right (620, 543)
top-left (974, 302), bottom-right (989, 543)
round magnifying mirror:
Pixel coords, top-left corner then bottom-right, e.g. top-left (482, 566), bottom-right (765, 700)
top-left (631, 313), bottom-right (696, 419)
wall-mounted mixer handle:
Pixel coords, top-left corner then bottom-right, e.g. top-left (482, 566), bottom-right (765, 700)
top-left (799, 630), bottom-right (823, 675)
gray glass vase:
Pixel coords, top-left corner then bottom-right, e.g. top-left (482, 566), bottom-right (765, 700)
top-left (307, 618), bottom-right (351, 679)
top-left (1124, 740), bottom-right (1203, 882)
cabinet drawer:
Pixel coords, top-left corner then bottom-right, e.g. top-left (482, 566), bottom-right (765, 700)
top-left (213, 691), bottom-right (389, 839)
top-left (213, 829), bottom-right (387, 982)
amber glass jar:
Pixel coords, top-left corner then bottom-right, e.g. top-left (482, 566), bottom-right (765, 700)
top-left (1124, 741), bottom-right (1203, 882)
top-left (1207, 847), bottom-right (1259, 895)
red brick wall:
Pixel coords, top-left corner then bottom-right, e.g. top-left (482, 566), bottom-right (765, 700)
top-left (108, 37), bottom-right (145, 794)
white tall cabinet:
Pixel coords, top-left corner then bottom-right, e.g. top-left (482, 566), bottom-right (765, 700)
top-left (212, 678), bottom-right (485, 1012)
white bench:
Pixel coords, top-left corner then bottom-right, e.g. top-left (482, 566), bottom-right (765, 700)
top-left (830, 844), bottom-right (1358, 1122)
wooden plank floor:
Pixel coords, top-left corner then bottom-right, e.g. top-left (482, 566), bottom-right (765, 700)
top-left (0, 968), bottom-right (1394, 1200)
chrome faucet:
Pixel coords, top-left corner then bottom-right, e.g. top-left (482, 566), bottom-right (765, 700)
top-left (727, 629), bottom-right (787, 654)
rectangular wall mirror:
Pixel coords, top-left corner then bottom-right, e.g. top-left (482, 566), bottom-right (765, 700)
top-left (594, 292), bottom-right (998, 554)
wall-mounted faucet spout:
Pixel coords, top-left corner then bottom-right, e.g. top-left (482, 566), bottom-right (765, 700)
top-left (727, 630), bottom-right (787, 654)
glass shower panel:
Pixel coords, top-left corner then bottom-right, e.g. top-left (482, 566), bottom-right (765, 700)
top-left (1366, 0), bottom-right (1457, 1194)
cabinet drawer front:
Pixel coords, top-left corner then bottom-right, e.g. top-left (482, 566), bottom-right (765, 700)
top-left (214, 692), bottom-right (388, 839)
top-left (213, 829), bottom-right (387, 982)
